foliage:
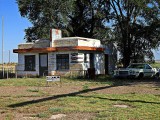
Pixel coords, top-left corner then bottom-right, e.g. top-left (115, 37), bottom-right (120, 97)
top-left (107, 0), bottom-right (160, 66)
top-left (16, 0), bottom-right (110, 42)
top-left (17, 0), bottom-right (160, 67)
top-left (150, 62), bottom-right (160, 68)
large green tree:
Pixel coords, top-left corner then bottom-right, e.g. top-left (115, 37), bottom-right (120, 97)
top-left (17, 0), bottom-right (160, 67)
top-left (108, 0), bottom-right (160, 67)
top-left (17, 0), bottom-right (110, 42)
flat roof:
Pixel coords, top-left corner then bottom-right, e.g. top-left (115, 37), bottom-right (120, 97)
top-left (13, 46), bottom-right (104, 53)
top-left (54, 37), bottom-right (100, 41)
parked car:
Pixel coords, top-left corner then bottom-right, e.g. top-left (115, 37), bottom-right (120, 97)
top-left (114, 63), bottom-right (159, 79)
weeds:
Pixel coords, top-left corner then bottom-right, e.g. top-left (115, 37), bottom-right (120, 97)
top-left (0, 77), bottom-right (159, 119)
top-left (35, 113), bottom-right (48, 118)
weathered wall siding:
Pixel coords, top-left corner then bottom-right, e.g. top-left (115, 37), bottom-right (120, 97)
top-left (94, 53), bottom-right (105, 74)
top-left (81, 53), bottom-right (90, 70)
top-left (18, 37), bottom-right (102, 49)
top-left (18, 40), bottom-right (50, 49)
top-left (52, 39), bottom-right (78, 47)
top-left (48, 52), bottom-right (56, 74)
top-left (70, 63), bottom-right (83, 70)
top-left (48, 51), bottom-right (81, 75)
top-left (16, 53), bottom-right (39, 77)
top-left (52, 37), bottom-right (101, 48)
top-left (18, 43), bottom-right (34, 49)
top-left (32, 39), bottom-right (50, 48)
top-left (70, 53), bottom-right (84, 63)
top-left (78, 39), bottom-right (101, 47)
top-left (48, 51), bottom-right (96, 76)
top-left (16, 51), bottom-right (106, 77)
top-left (15, 37), bottom-right (117, 77)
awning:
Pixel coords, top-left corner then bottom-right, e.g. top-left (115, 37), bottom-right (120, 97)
top-left (13, 46), bottom-right (104, 53)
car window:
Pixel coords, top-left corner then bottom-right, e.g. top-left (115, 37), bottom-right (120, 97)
top-left (145, 64), bottom-right (152, 69)
top-left (128, 64), bottom-right (144, 69)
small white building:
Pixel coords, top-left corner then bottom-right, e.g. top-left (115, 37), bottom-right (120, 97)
top-left (13, 29), bottom-right (116, 77)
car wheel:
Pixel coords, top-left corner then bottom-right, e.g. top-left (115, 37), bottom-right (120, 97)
top-left (138, 73), bottom-right (143, 79)
top-left (154, 73), bottom-right (159, 80)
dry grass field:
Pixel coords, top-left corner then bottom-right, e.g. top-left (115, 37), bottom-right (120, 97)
top-left (0, 63), bottom-right (16, 78)
top-left (0, 77), bottom-right (159, 120)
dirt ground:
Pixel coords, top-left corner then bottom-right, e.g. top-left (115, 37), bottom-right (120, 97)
top-left (0, 80), bottom-right (159, 96)
top-left (0, 80), bottom-right (160, 120)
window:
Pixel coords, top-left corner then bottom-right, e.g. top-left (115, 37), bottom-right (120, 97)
top-left (145, 64), bottom-right (152, 69)
top-left (56, 54), bottom-right (69, 70)
top-left (25, 55), bottom-right (36, 71)
top-left (128, 64), bottom-right (144, 69)
top-left (84, 53), bottom-right (87, 63)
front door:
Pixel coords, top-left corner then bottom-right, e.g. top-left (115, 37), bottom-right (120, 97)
top-left (39, 53), bottom-right (48, 76)
top-left (90, 53), bottom-right (94, 68)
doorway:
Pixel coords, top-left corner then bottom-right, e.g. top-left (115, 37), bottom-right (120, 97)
top-left (39, 53), bottom-right (48, 76)
top-left (90, 53), bottom-right (94, 68)
top-left (105, 54), bottom-right (109, 74)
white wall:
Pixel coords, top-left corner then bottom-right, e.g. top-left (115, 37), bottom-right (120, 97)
top-left (16, 51), bottom-right (106, 77)
top-left (48, 52), bottom-right (56, 74)
top-left (52, 37), bottom-right (101, 48)
top-left (94, 53), bottom-right (105, 74)
top-left (78, 38), bottom-right (101, 47)
top-left (48, 51), bottom-right (82, 75)
top-left (16, 53), bottom-right (39, 77)
top-left (83, 53), bottom-right (90, 71)
top-left (82, 52), bottom-right (105, 75)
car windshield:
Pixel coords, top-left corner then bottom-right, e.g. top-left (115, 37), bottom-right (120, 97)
top-left (127, 64), bottom-right (144, 69)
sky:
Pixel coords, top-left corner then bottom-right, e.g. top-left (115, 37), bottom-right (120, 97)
top-left (0, 0), bottom-right (159, 63)
top-left (0, 0), bottom-right (31, 63)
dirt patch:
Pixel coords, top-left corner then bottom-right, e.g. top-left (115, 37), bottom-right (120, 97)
top-left (61, 113), bottom-right (95, 120)
top-left (95, 81), bottom-right (160, 95)
top-left (0, 80), bottom-right (159, 120)
top-left (1, 81), bottom-right (159, 97)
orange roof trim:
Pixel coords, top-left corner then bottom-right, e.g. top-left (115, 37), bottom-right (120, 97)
top-left (13, 46), bottom-right (104, 53)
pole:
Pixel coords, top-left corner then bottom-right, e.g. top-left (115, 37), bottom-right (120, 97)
top-left (7, 50), bottom-right (10, 79)
top-left (2, 17), bottom-right (4, 78)
top-left (9, 50), bottom-right (10, 64)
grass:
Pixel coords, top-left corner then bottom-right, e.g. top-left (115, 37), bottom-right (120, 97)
top-left (0, 78), bottom-right (44, 86)
top-left (0, 77), bottom-right (159, 119)
top-left (150, 62), bottom-right (160, 68)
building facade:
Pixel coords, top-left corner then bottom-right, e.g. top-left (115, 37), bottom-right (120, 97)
top-left (13, 30), bottom-right (116, 77)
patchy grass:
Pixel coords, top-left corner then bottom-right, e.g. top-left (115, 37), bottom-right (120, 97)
top-left (150, 62), bottom-right (160, 68)
top-left (0, 78), bottom-right (46, 86)
top-left (35, 113), bottom-right (48, 118)
top-left (0, 77), bottom-right (159, 119)
top-left (6, 93), bottom-right (159, 119)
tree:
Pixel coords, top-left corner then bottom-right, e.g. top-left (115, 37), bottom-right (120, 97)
top-left (17, 0), bottom-right (160, 67)
top-left (107, 0), bottom-right (160, 67)
top-left (16, 0), bottom-right (110, 42)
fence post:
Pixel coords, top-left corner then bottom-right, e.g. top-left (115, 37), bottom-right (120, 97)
top-left (7, 68), bottom-right (8, 79)
top-left (16, 72), bottom-right (17, 78)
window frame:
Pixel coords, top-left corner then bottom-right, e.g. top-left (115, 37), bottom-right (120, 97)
top-left (24, 55), bottom-right (36, 71)
top-left (56, 54), bottom-right (69, 70)
top-left (84, 53), bottom-right (87, 63)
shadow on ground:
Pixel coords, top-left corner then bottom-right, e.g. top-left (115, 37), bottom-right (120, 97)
top-left (8, 77), bottom-right (160, 108)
